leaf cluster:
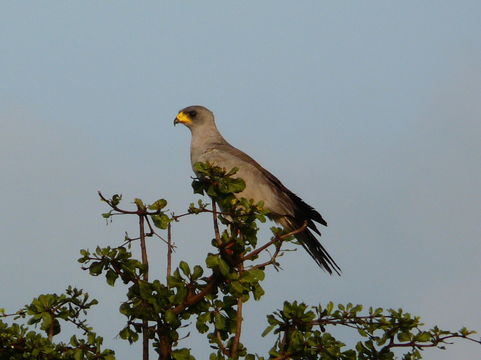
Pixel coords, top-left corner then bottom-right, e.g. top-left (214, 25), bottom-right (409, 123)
top-left (0, 287), bottom-right (114, 360)
top-left (262, 301), bottom-right (479, 360)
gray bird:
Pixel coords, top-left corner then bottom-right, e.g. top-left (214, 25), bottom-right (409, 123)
top-left (174, 105), bottom-right (340, 275)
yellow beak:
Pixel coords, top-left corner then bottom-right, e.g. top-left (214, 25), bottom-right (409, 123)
top-left (173, 111), bottom-right (191, 126)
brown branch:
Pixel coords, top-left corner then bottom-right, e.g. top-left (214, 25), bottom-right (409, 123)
top-left (98, 191), bottom-right (138, 214)
top-left (248, 244), bottom-right (284, 271)
top-left (167, 222), bottom-right (172, 281)
top-left (138, 214), bottom-right (149, 360)
top-left (144, 216), bottom-right (173, 247)
top-left (98, 191), bottom-right (167, 216)
top-left (47, 317), bottom-right (54, 342)
top-left (172, 275), bottom-right (221, 315)
top-left (171, 207), bottom-right (236, 222)
top-left (171, 209), bottom-right (210, 222)
top-left (241, 221), bottom-right (308, 263)
top-left (215, 329), bottom-right (229, 356)
top-left (0, 310), bottom-right (26, 318)
top-left (230, 262), bottom-right (244, 359)
top-left (139, 215), bottom-right (149, 281)
top-left (211, 201), bottom-right (222, 247)
top-left (157, 322), bottom-right (172, 360)
top-left (272, 354), bottom-right (292, 360)
top-left (386, 334), bottom-right (481, 349)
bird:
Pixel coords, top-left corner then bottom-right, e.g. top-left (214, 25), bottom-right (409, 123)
top-left (174, 105), bottom-right (340, 275)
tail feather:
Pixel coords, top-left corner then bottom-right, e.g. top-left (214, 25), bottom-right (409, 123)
top-left (279, 216), bottom-right (341, 275)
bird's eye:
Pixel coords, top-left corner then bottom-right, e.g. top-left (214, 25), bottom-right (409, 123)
top-left (188, 110), bottom-right (197, 117)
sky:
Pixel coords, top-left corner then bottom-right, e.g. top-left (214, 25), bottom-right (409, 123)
top-left (1, 1), bottom-right (480, 359)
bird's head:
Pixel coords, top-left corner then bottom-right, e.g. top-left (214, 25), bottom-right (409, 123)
top-left (174, 105), bottom-right (214, 130)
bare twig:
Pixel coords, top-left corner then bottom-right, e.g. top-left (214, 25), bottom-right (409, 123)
top-left (248, 244), bottom-right (284, 270)
top-left (385, 335), bottom-right (481, 348)
top-left (241, 221), bottom-right (308, 263)
top-left (167, 222), bottom-right (173, 281)
top-left (171, 207), bottom-right (235, 222)
top-left (98, 191), bottom-right (138, 214)
top-left (98, 191), bottom-right (168, 216)
top-left (0, 310), bottom-right (26, 318)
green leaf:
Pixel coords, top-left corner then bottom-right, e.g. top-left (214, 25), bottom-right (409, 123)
top-left (262, 324), bottom-right (276, 337)
top-left (192, 180), bottom-right (205, 195)
top-left (151, 214), bottom-right (170, 229)
top-left (193, 162), bottom-right (205, 173)
top-left (179, 261), bottom-right (190, 277)
top-left (228, 178), bottom-right (246, 193)
top-left (134, 198), bottom-right (145, 210)
top-left (105, 269), bottom-right (118, 286)
top-left (214, 312), bottom-right (226, 330)
top-left (218, 258), bottom-right (230, 277)
top-left (172, 348), bottom-right (195, 360)
top-left (40, 313), bottom-right (53, 332)
top-left (89, 261), bottom-right (104, 276)
top-left (111, 194), bottom-right (122, 206)
top-left (149, 199), bottom-right (167, 211)
top-left (326, 301), bottom-right (334, 314)
top-left (165, 310), bottom-right (177, 324)
top-left (226, 167), bottom-right (239, 176)
top-left (253, 283), bottom-right (265, 300)
top-left (119, 327), bottom-right (139, 344)
top-left (230, 281), bottom-right (244, 294)
top-left (74, 349), bottom-right (83, 360)
top-left (397, 332), bottom-right (412, 342)
top-left (416, 331), bottom-right (431, 342)
top-left (196, 312), bottom-right (210, 333)
top-left (69, 335), bottom-right (79, 346)
top-left (118, 305), bottom-right (128, 317)
top-left (138, 280), bottom-right (153, 300)
top-left (206, 254), bottom-right (219, 268)
top-left (192, 265), bottom-right (204, 280)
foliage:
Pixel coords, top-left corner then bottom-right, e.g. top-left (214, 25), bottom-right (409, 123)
top-left (1, 162), bottom-right (479, 359)
top-left (0, 287), bottom-right (114, 360)
top-left (263, 301), bottom-right (478, 360)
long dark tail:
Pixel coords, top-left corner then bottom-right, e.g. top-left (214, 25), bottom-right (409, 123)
top-left (279, 217), bottom-right (341, 275)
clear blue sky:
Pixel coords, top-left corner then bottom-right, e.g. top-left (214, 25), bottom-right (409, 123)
top-left (1, 2), bottom-right (480, 359)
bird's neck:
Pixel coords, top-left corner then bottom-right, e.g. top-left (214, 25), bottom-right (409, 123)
top-left (190, 123), bottom-right (228, 164)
